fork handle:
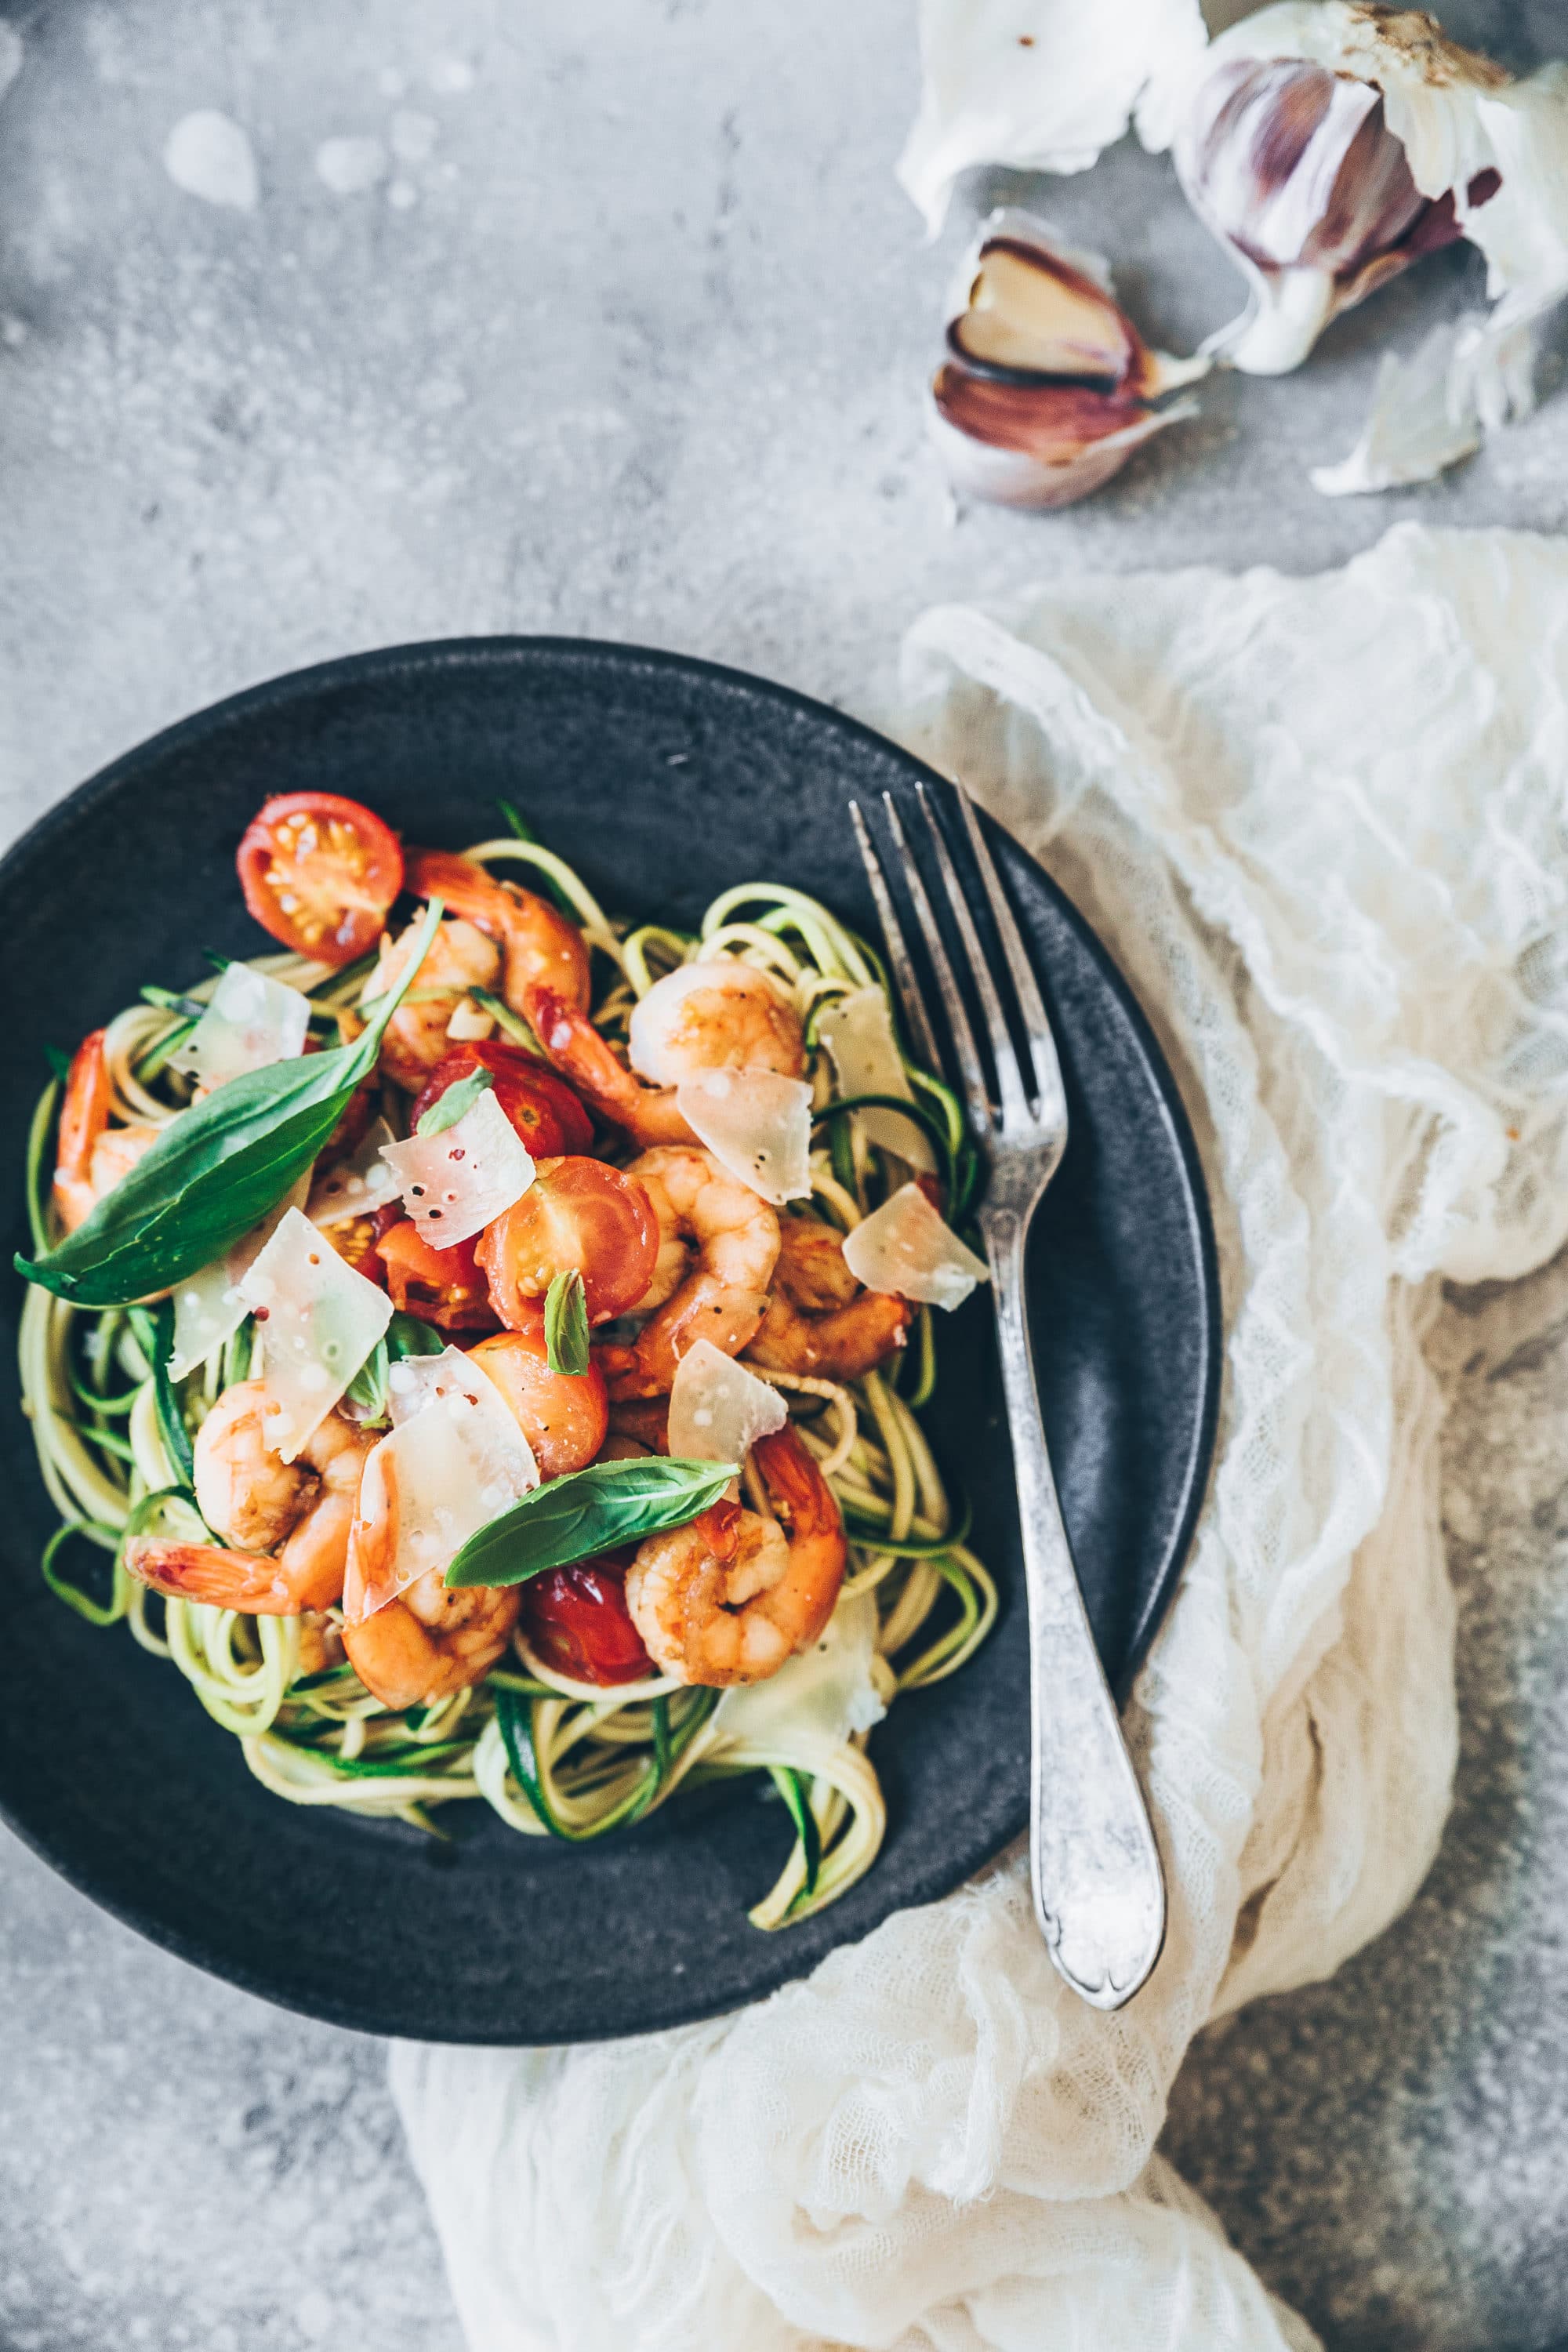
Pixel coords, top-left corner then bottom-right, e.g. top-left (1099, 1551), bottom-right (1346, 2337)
top-left (983, 1202), bottom-right (1167, 2011)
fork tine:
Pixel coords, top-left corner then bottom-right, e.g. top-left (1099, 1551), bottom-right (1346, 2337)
top-left (914, 783), bottom-right (1029, 1122)
top-left (953, 783), bottom-right (1064, 1112)
top-left (848, 800), bottom-right (942, 1076)
top-left (880, 791), bottom-right (993, 1134)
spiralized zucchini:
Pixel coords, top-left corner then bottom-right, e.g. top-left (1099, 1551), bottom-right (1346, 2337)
top-left (19, 837), bottom-right (995, 1928)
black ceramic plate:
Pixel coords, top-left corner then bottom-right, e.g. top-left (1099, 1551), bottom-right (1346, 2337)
top-left (0, 640), bottom-right (1219, 2042)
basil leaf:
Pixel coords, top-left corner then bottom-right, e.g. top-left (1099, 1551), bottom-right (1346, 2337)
top-left (16, 901), bottom-right (443, 1308)
top-left (416, 1064), bottom-right (493, 1137)
top-left (543, 1268), bottom-right (589, 1377)
top-left (345, 1335), bottom-right (390, 1423)
top-left (42, 1043), bottom-right (72, 1084)
top-left (387, 1310), bottom-right (445, 1360)
top-left (445, 1456), bottom-right (736, 1589)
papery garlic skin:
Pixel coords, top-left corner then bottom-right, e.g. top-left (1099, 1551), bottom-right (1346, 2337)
top-left (930, 212), bottom-right (1206, 511)
top-left (898, 0), bottom-right (1207, 234)
top-left (1312, 307), bottom-right (1535, 493)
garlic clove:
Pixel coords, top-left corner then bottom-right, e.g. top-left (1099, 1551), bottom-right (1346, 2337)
top-left (931, 210), bottom-right (1206, 510)
top-left (947, 238), bottom-right (1136, 387)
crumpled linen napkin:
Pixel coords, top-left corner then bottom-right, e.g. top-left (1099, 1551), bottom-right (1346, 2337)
top-left (392, 522), bottom-right (1568, 2352)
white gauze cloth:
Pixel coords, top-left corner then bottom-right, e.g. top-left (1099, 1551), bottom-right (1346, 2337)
top-left (392, 522), bottom-right (1568, 2352)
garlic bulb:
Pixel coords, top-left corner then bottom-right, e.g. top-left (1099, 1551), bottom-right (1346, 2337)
top-left (898, 0), bottom-right (1207, 234)
top-left (930, 212), bottom-right (1205, 510)
top-left (1170, 4), bottom-right (1568, 379)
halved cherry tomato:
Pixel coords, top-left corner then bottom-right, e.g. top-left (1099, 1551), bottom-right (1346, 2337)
top-left (467, 1323), bottom-right (608, 1477)
top-left (327, 1215), bottom-right (388, 1286)
top-left (410, 1043), bottom-right (593, 1159)
top-left (375, 1219), bottom-right (495, 1332)
top-left (476, 1155), bottom-right (659, 1327)
top-left (521, 1548), bottom-right (654, 1686)
top-left (238, 791), bottom-right (403, 967)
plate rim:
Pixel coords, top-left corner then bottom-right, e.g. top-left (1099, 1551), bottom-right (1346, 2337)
top-left (0, 634), bottom-right (1222, 2037)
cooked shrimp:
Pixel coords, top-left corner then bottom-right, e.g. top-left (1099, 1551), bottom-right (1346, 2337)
top-left (406, 848), bottom-right (591, 1022)
top-left (466, 1323), bottom-right (608, 1477)
top-left (341, 1566), bottom-right (521, 1712)
top-left (52, 1030), bottom-right (160, 1235)
top-left (746, 1214), bottom-right (912, 1381)
top-left (597, 1145), bottom-right (780, 1398)
top-left (373, 914), bottom-right (502, 1091)
top-left (523, 958), bottom-right (804, 1148)
top-left (627, 960), bottom-right (804, 1084)
top-left (125, 1392), bottom-right (373, 1614)
top-left (625, 1425), bottom-right (846, 1685)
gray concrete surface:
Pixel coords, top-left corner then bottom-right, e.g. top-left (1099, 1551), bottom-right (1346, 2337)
top-left (2, 2), bottom-right (1567, 2347)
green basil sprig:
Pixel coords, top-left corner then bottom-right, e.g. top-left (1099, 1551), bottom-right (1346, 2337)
top-left (16, 902), bottom-right (444, 1308)
top-left (543, 1268), bottom-right (589, 1377)
top-left (416, 1064), bottom-right (494, 1137)
top-left (445, 1456), bottom-right (736, 1590)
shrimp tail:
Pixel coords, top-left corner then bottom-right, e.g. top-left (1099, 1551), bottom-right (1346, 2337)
top-left (524, 985), bottom-right (694, 1145)
top-left (123, 1537), bottom-right (327, 1616)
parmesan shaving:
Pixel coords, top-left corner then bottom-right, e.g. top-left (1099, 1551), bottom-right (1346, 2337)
top-left (352, 1346), bottom-right (539, 1616)
top-left (166, 962), bottom-right (310, 1090)
top-left (711, 1592), bottom-right (886, 1747)
top-left (667, 1338), bottom-right (788, 1471)
top-left (379, 1087), bottom-right (535, 1247)
top-left (816, 989), bottom-right (937, 1173)
top-left (307, 1117), bottom-right (404, 1228)
top-left (675, 1069), bottom-right (812, 1205)
top-left (166, 1175), bottom-right (310, 1381)
top-left (841, 1183), bottom-right (989, 1311)
top-left (237, 1206), bottom-right (394, 1461)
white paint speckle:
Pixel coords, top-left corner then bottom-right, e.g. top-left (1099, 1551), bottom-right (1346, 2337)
top-left (387, 178), bottom-right (419, 212)
top-left (377, 65), bottom-right (407, 99)
top-left (389, 108), bottom-right (437, 165)
top-left (0, 25), bottom-right (22, 106)
top-left (427, 56), bottom-right (474, 94)
top-left (315, 135), bottom-right (388, 195)
top-left (162, 111), bottom-right (258, 212)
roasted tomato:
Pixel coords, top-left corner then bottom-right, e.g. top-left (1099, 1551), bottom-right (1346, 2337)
top-left (410, 1042), bottom-right (593, 1157)
top-left (521, 1548), bottom-right (654, 1686)
top-left (238, 791), bottom-right (403, 967)
top-left (467, 1321), bottom-right (608, 1478)
top-left (375, 1219), bottom-right (495, 1332)
top-left (476, 1155), bottom-right (659, 1327)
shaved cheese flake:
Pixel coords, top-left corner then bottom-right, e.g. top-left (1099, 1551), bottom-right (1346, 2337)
top-left (167, 962), bottom-right (310, 1089)
top-left (667, 1338), bottom-right (788, 1470)
top-left (713, 1592), bottom-right (885, 1747)
top-left (676, 1069), bottom-right (812, 1205)
top-left (353, 1346), bottom-right (539, 1616)
top-left (167, 1176), bottom-right (312, 1380)
top-left (307, 1116), bottom-right (404, 1228)
top-left (842, 1182), bottom-right (989, 1311)
top-left (238, 1206), bottom-right (394, 1460)
top-left (379, 1087), bottom-right (535, 1247)
top-left (816, 988), bottom-right (937, 1174)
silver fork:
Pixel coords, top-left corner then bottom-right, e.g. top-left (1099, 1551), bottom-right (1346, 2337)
top-left (851, 782), bottom-right (1166, 2012)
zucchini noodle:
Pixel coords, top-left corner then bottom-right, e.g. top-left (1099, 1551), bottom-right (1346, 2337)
top-left (18, 827), bottom-right (995, 1929)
